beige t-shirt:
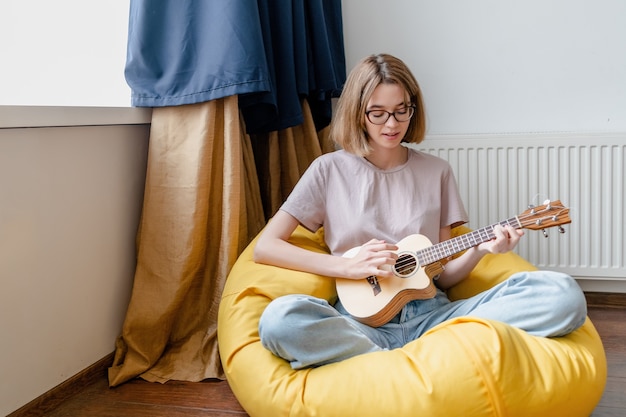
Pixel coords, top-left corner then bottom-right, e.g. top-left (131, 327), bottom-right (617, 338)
top-left (281, 148), bottom-right (468, 256)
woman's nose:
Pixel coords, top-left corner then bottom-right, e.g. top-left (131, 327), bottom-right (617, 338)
top-left (385, 115), bottom-right (400, 126)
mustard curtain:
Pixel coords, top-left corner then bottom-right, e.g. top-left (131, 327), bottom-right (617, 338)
top-left (108, 96), bottom-right (327, 386)
top-left (251, 100), bottom-right (334, 219)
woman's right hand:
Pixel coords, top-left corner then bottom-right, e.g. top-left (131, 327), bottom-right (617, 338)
top-left (255, 211), bottom-right (399, 281)
top-left (342, 239), bottom-right (399, 280)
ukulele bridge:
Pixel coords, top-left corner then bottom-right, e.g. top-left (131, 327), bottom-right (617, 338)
top-left (366, 276), bottom-right (382, 295)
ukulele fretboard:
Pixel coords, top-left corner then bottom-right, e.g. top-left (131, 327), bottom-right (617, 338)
top-left (415, 217), bottom-right (522, 266)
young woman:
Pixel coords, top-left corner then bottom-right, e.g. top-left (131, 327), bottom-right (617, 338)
top-left (254, 53), bottom-right (587, 369)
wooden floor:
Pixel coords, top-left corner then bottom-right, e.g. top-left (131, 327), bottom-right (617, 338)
top-left (11, 297), bottom-right (626, 417)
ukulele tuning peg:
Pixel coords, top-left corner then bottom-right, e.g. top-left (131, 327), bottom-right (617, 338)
top-left (542, 229), bottom-right (549, 238)
top-left (558, 226), bottom-right (566, 234)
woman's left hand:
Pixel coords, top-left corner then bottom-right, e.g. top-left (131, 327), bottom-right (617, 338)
top-left (478, 225), bottom-right (524, 254)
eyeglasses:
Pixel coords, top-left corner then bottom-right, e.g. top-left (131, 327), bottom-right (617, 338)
top-left (365, 106), bottom-right (415, 125)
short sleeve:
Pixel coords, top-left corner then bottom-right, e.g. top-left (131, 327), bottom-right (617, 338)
top-left (280, 158), bottom-right (327, 233)
top-left (439, 163), bottom-right (468, 229)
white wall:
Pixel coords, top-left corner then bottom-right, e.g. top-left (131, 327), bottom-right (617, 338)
top-left (0, 1), bottom-right (142, 413)
top-left (342, 0), bottom-right (626, 134)
top-left (0, 108), bottom-right (150, 415)
top-left (0, 0), bottom-right (131, 107)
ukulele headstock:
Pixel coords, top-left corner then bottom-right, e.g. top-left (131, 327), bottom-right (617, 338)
top-left (518, 199), bottom-right (571, 231)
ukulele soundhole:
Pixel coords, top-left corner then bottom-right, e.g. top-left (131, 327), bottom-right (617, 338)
top-left (394, 252), bottom-right (418, 278)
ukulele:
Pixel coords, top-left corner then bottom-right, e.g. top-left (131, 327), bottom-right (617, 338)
top-left (335, 199), bottom-right (571, 327)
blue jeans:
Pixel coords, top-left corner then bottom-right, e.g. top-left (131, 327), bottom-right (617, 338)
top-left (258, 271), bottom-right (587, 369)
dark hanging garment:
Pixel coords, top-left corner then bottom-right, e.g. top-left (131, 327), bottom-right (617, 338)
top-left (304, 0), bottom-right (347, 131)
top-left (124, 0), bottom-right (346, 133)
top-left (239, 0), bottom-right (346, 133)
top-left (237, 0), bottom-right (306, 133)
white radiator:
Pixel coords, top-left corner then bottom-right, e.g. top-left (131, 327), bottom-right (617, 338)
top-left (413, 132), bottom-right (626, 284)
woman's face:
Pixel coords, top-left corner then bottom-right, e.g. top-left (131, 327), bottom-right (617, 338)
top-left (364, 83), bottom-right (412, 153)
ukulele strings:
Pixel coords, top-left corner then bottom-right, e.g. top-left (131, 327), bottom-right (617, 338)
top-left (392, 203), bottom-right (568, 271)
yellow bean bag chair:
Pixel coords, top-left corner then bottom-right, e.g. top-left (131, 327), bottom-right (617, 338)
top-left (218, 226), bottom-right (606, 417)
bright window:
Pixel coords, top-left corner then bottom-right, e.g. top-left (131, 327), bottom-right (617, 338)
top-left (0, 0), bottom-right (131, 107)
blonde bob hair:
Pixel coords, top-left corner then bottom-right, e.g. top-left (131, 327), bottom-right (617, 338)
top-left (330, 53), bottom-right (426, 156)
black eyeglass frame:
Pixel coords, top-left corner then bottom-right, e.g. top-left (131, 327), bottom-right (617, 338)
top-left (364, 105), bottom-right (416, 125)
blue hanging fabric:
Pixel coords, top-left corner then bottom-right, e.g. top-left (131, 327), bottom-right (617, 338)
top-left (125, 0), bottom-right (271, 107)
top-left (125, 0), bottom-right (346, 133)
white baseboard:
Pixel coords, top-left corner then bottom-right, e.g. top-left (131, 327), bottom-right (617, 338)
top-left (575, 278), bottom-right (626, 293)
